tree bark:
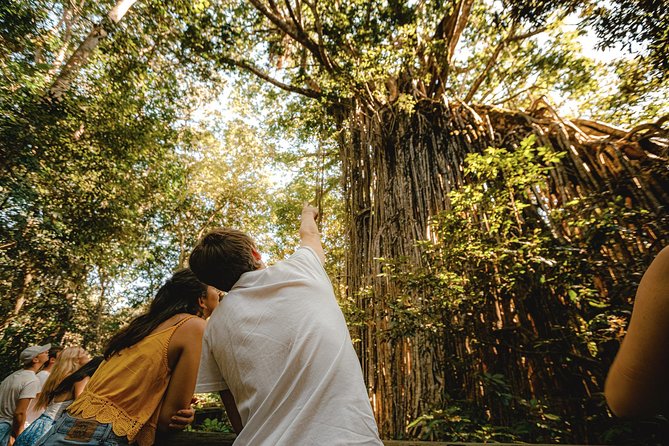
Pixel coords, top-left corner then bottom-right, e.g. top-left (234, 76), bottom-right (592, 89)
top-left (0, 268), bottom-right (34, 339)
top-left (48, 0), bottom-right (139, 100)
top-left (339, 97), bottom-right (669, 439)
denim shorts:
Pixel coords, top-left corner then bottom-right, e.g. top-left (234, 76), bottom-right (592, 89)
top-left (0, 421), bottom-right (11, 446)
top-left (34, 413), bottom-right (131, 446)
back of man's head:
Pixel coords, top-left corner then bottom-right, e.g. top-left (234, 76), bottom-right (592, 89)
top-left (47, 346), bottom-right (62, 366)
top-left (190, 228), bottom-right (259, 292)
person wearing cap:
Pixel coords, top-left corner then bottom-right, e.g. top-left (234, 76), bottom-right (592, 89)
top-left (0, 344), bottom-right (50, 446)
top-left (26, 346), bottom-right (63, 426)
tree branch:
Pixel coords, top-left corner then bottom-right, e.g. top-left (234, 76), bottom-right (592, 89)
top-left (284, 0), bottom-right (303, 36)
top-left (572, 119), bottom-right (629, 138)
top-left (267, 0), bottom-right (280, 14)
top-left (508, 26), bottom-right (547, 43)
top-left (247, 0), bottom-right (302, 45)
top-left (247, 0), bottom-right (333, 72)
top-left (464, 25), bottom-right (517, 103)
top-left (491, 85), bottom-right (539, 106)
top-left (447, 0), bottom-right (475, 65)
top-left (305, 0), bottom-right (340, 67)
top-left (464, 25), bottom-right (545, 103)
top-left (427, 0), bottom-right (474, 97)
top-left (222, 56), bottom-right (322, 98)
top-left (287, 0), bottom-right (336, 71)
top-left (197, 202), bottom-right (230, 241)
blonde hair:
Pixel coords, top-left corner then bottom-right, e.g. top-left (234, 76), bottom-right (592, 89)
top-left (35, 346), bottom-right (87, 410)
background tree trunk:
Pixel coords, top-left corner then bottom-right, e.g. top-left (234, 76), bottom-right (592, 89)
top-left (48, 0), bottom-right (139, 100)
top-left (340, 97), bottom-right (668, 439)
top-left (0, 267), bottom-right (34, 339)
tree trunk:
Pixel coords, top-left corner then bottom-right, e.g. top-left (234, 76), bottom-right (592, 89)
top-left (339, 97), bottom-right (669, 439)
top-left (92, 271), bottom-right (108, 348)
top-left (48, 0), bottom-right (139, 100)
top-left (0, 268), bottom-right (34, 339)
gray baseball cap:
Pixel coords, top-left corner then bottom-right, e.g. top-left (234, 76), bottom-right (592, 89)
top-left (19, 343), bottom-right (51, 364)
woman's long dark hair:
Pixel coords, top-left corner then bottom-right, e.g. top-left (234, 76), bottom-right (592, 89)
top-left (48, 356), bottom-right (104, 401)
top-left (103, 269), bottom-right (207, 359)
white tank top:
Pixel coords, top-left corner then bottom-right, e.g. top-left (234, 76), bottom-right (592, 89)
top-left (44, 399), bottom-right (72, 420)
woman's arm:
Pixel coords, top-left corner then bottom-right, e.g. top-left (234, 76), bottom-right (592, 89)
top-left (73, 377), bottom-right (90, 399)
top-left (158, 317), bottom-right (206, 431)
top-left (605, 246), bottom-right (669, 418)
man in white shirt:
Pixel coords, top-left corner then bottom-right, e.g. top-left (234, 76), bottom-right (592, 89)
top-left (190, 204), bottom-right (382, 445)
top-left (26, 346), bottom-right (62, 425)
top-left (0, 344), bottom-right (50, 446)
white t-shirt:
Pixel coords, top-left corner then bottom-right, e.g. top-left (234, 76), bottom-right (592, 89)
top-left (43, 399), bottom-right (72, 420)
top-left (0, 370), bottom-right (40, 424)
top-left (196, 247), bottom-right (382, 446)
top-left (25, 370), bottom-right (50, 424)
top-left (35, 370), bottom-right (49, 388)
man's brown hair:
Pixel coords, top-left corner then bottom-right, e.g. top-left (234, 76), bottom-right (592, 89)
top-left (189, 228), bottom-right (259, 292)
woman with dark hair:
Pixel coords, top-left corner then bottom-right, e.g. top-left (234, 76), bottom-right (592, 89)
top-left (36, 269), bottom-right (221, 446)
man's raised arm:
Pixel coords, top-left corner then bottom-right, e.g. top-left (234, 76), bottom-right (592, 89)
top-left (299, 204), bottom-right (325, 265)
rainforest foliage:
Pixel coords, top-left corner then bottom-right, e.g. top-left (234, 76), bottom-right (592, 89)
top-left (1, 0), bottom-right (668, 443)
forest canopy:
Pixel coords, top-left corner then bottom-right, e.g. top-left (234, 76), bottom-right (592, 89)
top-left (1, 0), bottom-right (667, 443)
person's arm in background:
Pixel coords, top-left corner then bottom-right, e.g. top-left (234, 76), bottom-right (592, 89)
top-left (11, 398), bottom-right (31, 441)
top-left (605, 246), bottom-right (669, 418)
top-left (193, 334), bottom-right (235, 433)
top-left (72, 377), bottom-right (89, 399)
top-left (299, 203), bottom-right (325, 265)
top-left (220, 390), bottom-right (242, 435)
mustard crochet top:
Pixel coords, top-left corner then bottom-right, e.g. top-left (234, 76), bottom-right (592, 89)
top-left (67, 315), bottom-right (196, 446)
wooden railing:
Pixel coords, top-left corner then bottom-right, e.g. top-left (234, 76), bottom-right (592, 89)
top-left (163, 431), bottom-right (594, 446)
top-left (163, 431), bottom-right (235, 445)
top-left (164, 409), bottom-right (599, 445)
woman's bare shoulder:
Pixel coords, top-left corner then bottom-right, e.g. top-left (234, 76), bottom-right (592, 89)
top-left (173, 316), bottom-right (206, 338)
